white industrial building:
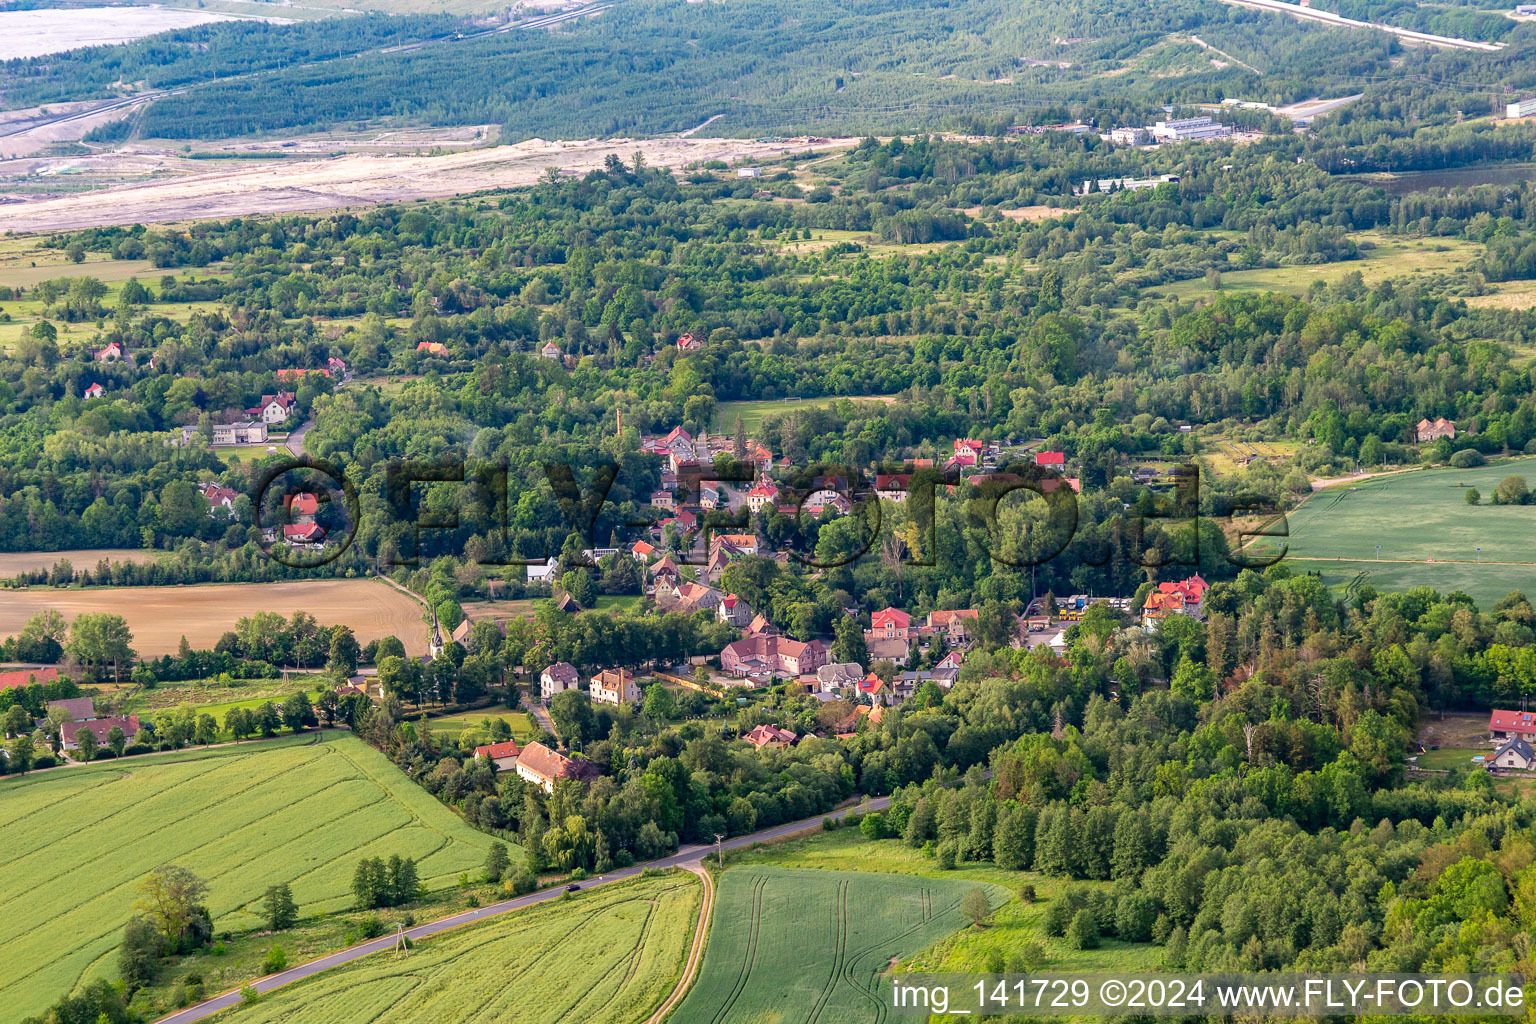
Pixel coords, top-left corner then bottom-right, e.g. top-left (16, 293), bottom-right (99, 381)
top-left (1508, 97), bottom-right (1536, 119)
top-left (1151, 116), bottom-right (1232, 142)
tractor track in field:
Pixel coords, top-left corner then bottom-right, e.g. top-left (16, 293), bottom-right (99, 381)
top-left (644, 863), bottom-right (713, 1024)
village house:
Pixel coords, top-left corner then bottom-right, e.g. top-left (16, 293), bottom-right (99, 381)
top-left (83, 382), bottom-right (105, 399)
top-left (721, 634), bottom-right (828, 677)
top-left (327, 357), bottom-right (348, 376)
top-left (717, 593), bottom-right (754, 628)
top-left (247, 391), bottom-right (297, 424)
top-left (1415, 417), bottom-right (1456, 443)
top-left (540, 662), bottom-right (581, 701)
top-left (704, 545), bottom-right (732, 584)
top-left (926, 609), bottom-right (979, 644)
top-left (746, 613), bottom-right (778, 636)
top-left (46, 697), bottom-right (98, 723)
top-left (1493, 737), bottom-right (1536, 771)
top-left (858, 672), bottom-right (900, 707)
top-left (590, 668), bottom-right (639, 705)
top-left (540, 342), bottom-right (561, 360)
top-left (746, 481), bottom-right (779, 513)
top-left (869, 607), bottom-right (912, 640)
top-left (1035, 451), bottom-right (1066, 468)
top-left (283, 522), bottom-right (326, 545)
top-left (668, 582), bottom-right (724, 615)
top-left (649, 554), bottom-right (681, 585)
top-left (1490, 708), bottom-right (1536, 744)
top-left (711, 533), bottom-right (758, 558)
top-left (472, 739), bottom-right (522, 771)
top-left (515, 741), bottom-right (578, 793)
top-left (744, 724), bottom-right (797, 750)
top-left (0, 667), bottom-right (60, 691)
top-left (416, 341), bottom-right (449, 357)
top-left (61, 715), bottom-right (139, 752)
top-left (815, 662), bottom-right (865, 692)
top-left (649, 488), bottom-right (677, 511)
top-left (630, 539), bottom-right (656, 562)
top-left (95, 341), bottom-right (125, 363)
top-left (676, 332), bottom-right (703, 351)
top-left (875, 474), bottom-right (910, 502)
top-left (661, 426), bottom-right (696, 461)
top-left (525, 557), bottom-right (559, 584)
top-left (200, 482), bottom-right (239, 514)
top-left (951, 439), bottom-right (986, 467)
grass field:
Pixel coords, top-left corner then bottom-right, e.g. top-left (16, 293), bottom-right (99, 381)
top-left (671, 865), bottom-right (1008, 1024)
top-left (715, 394), bottom-right (900, 434)
top-left (218, 872), bottom-right (699, 1024)
top-left (1247, 460), bottom-right (1536, 606)
top-left (0, 579), bottom-right (428, 656)
top-left (1152, 233), bottom-right (1480, 300)
top-left (733, 828), bottom-right (1156, 975)
top-left (424, 709), bottom-right (538, 743)
top-left (0, 732), bottom-right (507, 1020)
top-left (0, 547), bottom-right (162, 577)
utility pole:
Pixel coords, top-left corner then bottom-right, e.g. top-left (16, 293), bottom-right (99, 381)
top-left (713, 833), bottom-right (726, 868)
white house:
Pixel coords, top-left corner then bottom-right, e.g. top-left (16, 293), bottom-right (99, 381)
top-left (1494, 737), bottom-right (1535, 771)
top-left (540, 661), bottom-right (580, 701)
top-left (590, 668), bottom-right (639, 705)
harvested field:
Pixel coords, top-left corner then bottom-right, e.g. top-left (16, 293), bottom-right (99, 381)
top-left (0, 733), bottom-right (506, 1021)
top-left (0, 579), bottom-right (428, 655)
top-left (0, 136), bottom-right (857, 234)
top-left (0, 548), bottom-right (162, 577)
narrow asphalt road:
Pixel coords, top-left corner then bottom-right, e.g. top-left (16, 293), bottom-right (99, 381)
top-left (153, 793), bottom-right (892, 1024)
top-left (284, 419), bottom-right (313, 458)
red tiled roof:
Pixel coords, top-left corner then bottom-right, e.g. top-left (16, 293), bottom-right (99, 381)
top-left (871, 607), bottom-right (911, 629)
top-left (0, 667), bottom-right (59, 690)
top-left (1036, 451), bottom-right (1065, 466)
top-left (474, 740), bottom-right (522, 761)
top-left (1490, 709), bottom-right (1536, 732)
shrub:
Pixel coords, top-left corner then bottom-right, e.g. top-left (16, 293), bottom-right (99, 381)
top-left (240, 984), bottom-right (260, 1005)
top-left (355, 915), bottom-right (386, 939)
top-left (264, 945), bottom-right (287, 974)
top-left (1018, 883), bottom-right (1036, 903)
top-left (1449, 449), bottom-right (1485, 468)
top-left (1066, 908), bottom-right (1100, 950)
top-left (935, 841), bottom-right (957, 870)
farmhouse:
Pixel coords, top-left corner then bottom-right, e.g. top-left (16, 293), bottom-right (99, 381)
top-left (744, 724), bottom-right (797, 749)
top-left (472, 739), bottom-right (522, 771)
top-left (540, 342), bottom-right (561, 360)
top-left (721, 634), bottom-right (828, 677)
top-left (61, 715), bottom-right (139, 752)
top-left (0, 667), bottom-right (60, 691)
top-left (1493, 737), bottom-right (1535, 771)
top-left (95, 341), bottom-right (124, 363)
top-left (540, 661), bottom-right (580, 701)
top-left (590, 668), bottom-right (639, 705)
top-left (515, 741), bottom-right (578, 793)
top-left (83, 383), bottom-right (104, 399)
top-left (416, 341), bottom-right (449, 357)
top-left (1414, 417), bottom-right (1456, 443)
top-left (1489, 708), bottom-right (1536, 743)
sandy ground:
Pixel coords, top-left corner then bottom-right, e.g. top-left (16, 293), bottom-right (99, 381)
top-left (0, 549), bottom-right (163, 577)
top-left (0, 6), bottom-right (248, 60)
top-left (961, 204), bottom-right (1079, 222)
top-left (0, 135), bottom-right (856, 233)
top-left (0, 579), bottom-right (429, 655)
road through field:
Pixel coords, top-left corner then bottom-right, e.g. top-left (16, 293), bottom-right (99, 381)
top-left (153, 794), bottom-right (891, 1024)
top-left (645, 863), bottom-right (715, 1024)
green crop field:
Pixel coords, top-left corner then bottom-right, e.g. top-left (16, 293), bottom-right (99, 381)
top-left (0, 732), bottom-right (506, 1019)
top-left (1245, 459), bottom-right (1536, 607)
top-left (219, 873), bottom-right (700, 1024)
top-left (671, 866), bottom-right (1007, 1024)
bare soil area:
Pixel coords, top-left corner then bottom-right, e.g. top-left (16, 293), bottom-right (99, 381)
top-left (0, 579), bottom-right (428, 655)
top-left (0, 135), bottom-right (857, 233)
